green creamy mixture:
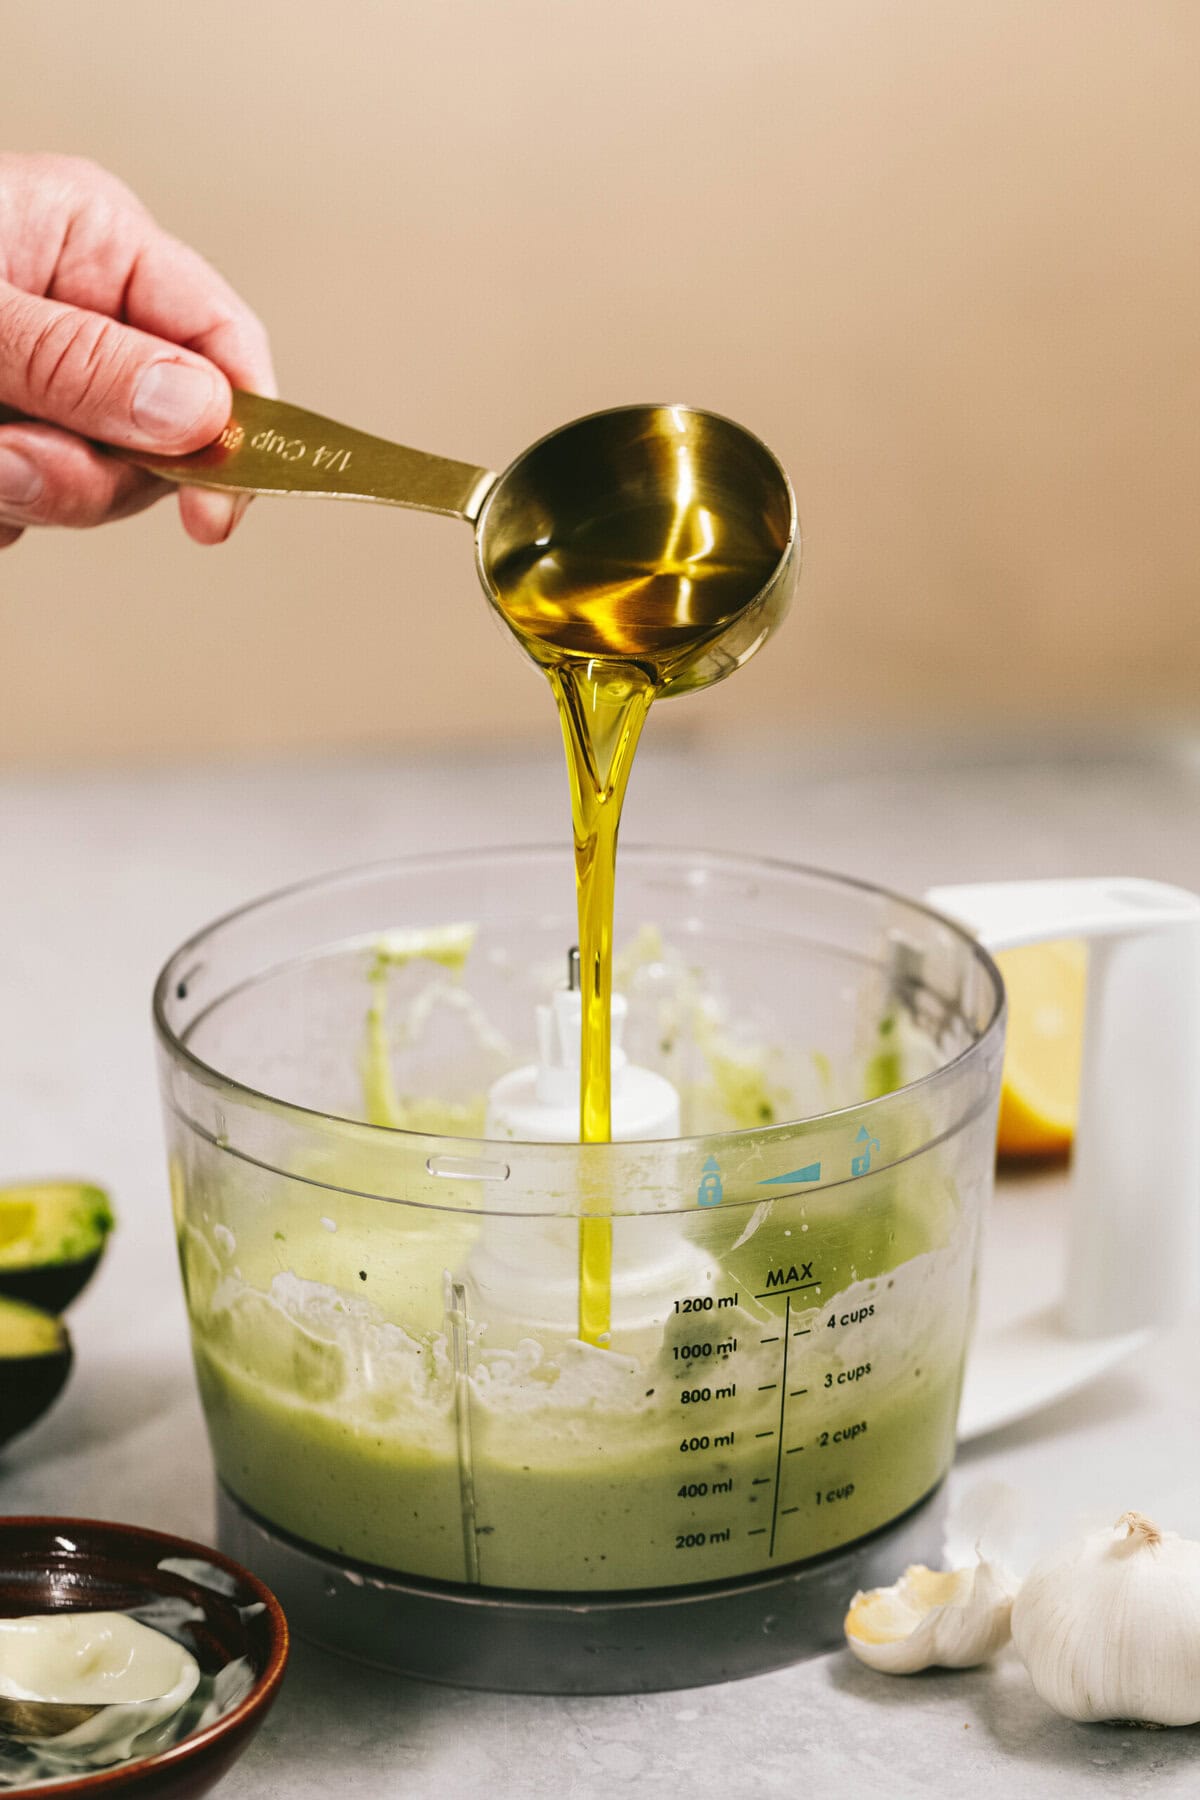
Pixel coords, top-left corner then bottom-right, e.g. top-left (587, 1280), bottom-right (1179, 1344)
top-left (178, 934), bottom-right (974, 1592)
top-left (359, 924), bottom-right (488, 1134)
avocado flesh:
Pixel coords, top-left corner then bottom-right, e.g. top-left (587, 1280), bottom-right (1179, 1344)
top-left (0, 1295), bottom-right (73, 1447)
top-left (0, 1182), bottom-right (114, 1311)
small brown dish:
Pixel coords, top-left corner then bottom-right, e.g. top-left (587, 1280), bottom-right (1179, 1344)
top-left (0, 1518), bottom-right (288, 1798)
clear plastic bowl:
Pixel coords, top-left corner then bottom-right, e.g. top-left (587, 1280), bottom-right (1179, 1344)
top-left (155, 847), bottom-right (1004, 1600)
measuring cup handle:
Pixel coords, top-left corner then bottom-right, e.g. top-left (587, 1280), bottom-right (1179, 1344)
top-left (928, 877), bottom-right (1200, 1339)
top-left (105, 390), bottom-right (497, 522)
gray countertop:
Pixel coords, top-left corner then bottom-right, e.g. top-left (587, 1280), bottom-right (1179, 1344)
top-left (2, 734), bottom-right (1199, 1796)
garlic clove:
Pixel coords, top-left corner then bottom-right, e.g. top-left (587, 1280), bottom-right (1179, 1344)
top-left (1012, 1510), bottom-right (1200, 1726)
top-left (844, 1559), bottom-right (1018, 1674)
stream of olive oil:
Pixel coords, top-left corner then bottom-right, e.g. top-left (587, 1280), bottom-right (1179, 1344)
top-left (494, 498), bottom-right (780, 1346)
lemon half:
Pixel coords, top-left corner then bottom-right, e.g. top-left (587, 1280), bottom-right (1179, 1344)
top-left (995, 940), bottom-right (1087, 1159)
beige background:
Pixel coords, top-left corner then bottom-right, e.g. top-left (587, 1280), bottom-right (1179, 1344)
top-left (2, 0), bottom-right (1198, 765)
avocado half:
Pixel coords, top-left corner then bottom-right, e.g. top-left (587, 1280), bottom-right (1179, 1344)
top-left (0, 1181), bottom-right (114, 1312)
top-left (0, 1295), bottom-right (73, 1447)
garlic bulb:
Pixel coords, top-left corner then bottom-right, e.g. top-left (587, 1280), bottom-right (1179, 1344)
top-left (844, 1558), bottom-right (1018, 1673)
top-left (1011, 1511), bottom-right (1200, 1725)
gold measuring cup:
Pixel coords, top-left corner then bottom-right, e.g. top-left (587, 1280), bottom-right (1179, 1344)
top-left (116, 393), bottom-right (799, 697)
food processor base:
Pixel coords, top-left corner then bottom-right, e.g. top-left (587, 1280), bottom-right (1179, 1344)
top-left (218, 1481), bottom-right (946, 1694)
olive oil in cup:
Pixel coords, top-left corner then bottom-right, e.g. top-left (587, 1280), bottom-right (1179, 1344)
top-left (483, 408), bottom-right (798, 1345)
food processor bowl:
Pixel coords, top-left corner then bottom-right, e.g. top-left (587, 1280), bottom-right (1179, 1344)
top-left (155, 848), bottom-right (1005, 1692)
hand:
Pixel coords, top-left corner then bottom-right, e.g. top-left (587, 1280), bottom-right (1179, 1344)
top-left (0, 153), bottom-right (275, 551)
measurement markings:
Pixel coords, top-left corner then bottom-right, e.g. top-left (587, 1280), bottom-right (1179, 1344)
top-left (748, 1528), bottom-right (767, 1536)
top-left (754, 1282), bottom-right (820, 1299)
top-left (792, 1328), bottom-right (811, 1337)
top-left (755, 1430), bottom-right (775, 1439)
top-left (768, 1294), bottom-right (792, 1558)
top-left (781, 1506), bottom-right (799, 1516)
top-left (786, 1445), bottom-right (804, 1455)
top-left (790, 1388), bottom-right (808, 1397)
top-left (752, 1477), bottom-right (771, 1486)
top-left (760, 1335), bottom-right (779, 1344)
top-left (758, 1383), bottom-right (777, 1392)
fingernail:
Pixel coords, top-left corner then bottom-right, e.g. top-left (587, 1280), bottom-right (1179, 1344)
top-left (0, 445), bottom-right (43, 506)
top-left (132, 360), bottom-right (222, 442)
top-left (212, 492), bottom-right (251, 542)
top-left (186, 488), bottom-right (249, 544)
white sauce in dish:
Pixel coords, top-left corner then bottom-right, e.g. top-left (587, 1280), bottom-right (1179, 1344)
top-left (0, 1611), bottom-right (199, 1711)
top-left (0, 1602), bottom-right (253, 1789)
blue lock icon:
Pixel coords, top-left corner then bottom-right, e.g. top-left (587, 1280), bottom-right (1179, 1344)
top-left (851, 1125), bottom-right (880, 1177)
top-left (697, 1156), bottom-right (724, 1206)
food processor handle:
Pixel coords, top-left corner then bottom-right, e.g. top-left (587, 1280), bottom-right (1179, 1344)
top-left (927, 877), bottom-right (1200, 1339)
top-left (102, 390), bottom-right (498, 522)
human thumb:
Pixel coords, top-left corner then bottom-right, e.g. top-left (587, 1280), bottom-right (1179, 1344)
top-left (0, 279), bottom-right (230, 453)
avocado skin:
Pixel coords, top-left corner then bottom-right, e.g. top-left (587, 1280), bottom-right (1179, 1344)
top-left (0, 1253), bottom-right (102, 1314)
top-left (0, 1336), bottom-right (73, 1448)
